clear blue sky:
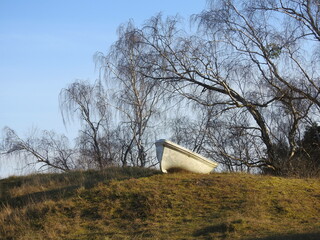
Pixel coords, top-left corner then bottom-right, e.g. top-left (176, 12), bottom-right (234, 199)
top-left (0, 0), bottom-right (207, 178)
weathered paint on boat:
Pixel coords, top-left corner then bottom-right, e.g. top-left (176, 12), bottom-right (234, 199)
top-left (155, 139), bottom-right (218, 173)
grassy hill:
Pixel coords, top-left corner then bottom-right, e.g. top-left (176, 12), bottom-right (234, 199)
top-left (0, 167), bottom-right (319, 240)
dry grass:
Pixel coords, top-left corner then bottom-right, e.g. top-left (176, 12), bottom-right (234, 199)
top-left (0, 169), bottom-right (319, 239)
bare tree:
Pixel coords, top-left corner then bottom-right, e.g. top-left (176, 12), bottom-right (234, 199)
top-left (59, 80), bottom-right (113, 169)
top-left (195, 0), bottom-right (320, 109)
top-left (96, 21), bottom-right (166, 167)
top-left (1, 127), bottom-right (75, 172)
top-left (131, 14), bottom-right (279, 172)
top-left (111, 3), bottom-right (319, 175)
top-left (252, 0), bottom-right (320, 41)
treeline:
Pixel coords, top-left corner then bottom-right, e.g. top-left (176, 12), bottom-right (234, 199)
top-left (1, 0), bottom-right (320, 177)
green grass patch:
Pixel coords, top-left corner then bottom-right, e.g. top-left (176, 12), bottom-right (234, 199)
top-left (0, 170), bottom-right (319, 239)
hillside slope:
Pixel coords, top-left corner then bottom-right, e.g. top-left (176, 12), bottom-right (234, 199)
top-left (0, 168), bottom-right (320, 240)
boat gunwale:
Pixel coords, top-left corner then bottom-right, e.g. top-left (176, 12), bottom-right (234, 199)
top-left (155, 139), bottom-right (218, 167)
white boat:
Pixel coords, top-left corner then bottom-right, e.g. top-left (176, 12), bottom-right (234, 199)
top-left (155, 139), bottom-right (218, 173)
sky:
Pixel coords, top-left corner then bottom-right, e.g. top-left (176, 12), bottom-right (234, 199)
top-left (0, 0), bottom-right (207, 178)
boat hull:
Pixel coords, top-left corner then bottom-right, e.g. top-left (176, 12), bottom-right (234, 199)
top-left (155, 139), bottom-right (218, 174)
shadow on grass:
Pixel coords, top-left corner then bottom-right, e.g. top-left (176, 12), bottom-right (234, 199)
top-left (247, 233), bottom-right (320, 240)
top-left (1, 185), bottom-right (79, 208)
top-left (0, 167), bottom-right (161, 208)
top-left (193, 223), bottom-right (234, 239)
top-left (194, 224), bottom-right (320, 240)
